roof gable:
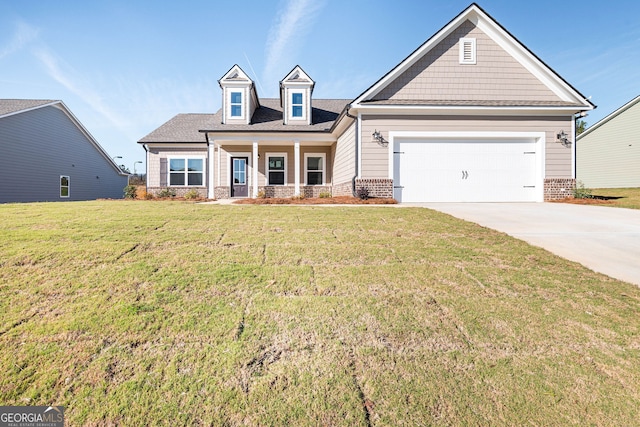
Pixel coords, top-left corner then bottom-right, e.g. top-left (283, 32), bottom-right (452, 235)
top-left (280, 65), bottom-right (315, 86)
top-left (577, 95), bottom-right (640, 139)
top-left (352, 3), bottom-right (594, 110)
top-left (219, 64), bottom-right (252, 84)
top-left (1, 99), bottom-right (126, 175)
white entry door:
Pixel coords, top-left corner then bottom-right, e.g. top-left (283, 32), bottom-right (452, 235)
top-left (393, 138), bottom-right (539, 202)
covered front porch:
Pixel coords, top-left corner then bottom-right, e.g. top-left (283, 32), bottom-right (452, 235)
top-left (206, 137), bottom-right (336, 199)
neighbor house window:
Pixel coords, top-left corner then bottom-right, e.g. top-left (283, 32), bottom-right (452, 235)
top-left (169, 157), bottom-right (204, 186)
top-left (230, 91), bottom-right (242, 117)
top-left (291, 92), bottom-right (303, 118)
top-left (266, 153), bottom-right (287, 185)
top-left (60, 175), bottom-right (70, 198)
top-left (304, 153), bottom-right (325, 185)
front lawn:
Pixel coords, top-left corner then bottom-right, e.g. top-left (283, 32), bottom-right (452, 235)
top-left (1, 201), bottom-right (639, 426)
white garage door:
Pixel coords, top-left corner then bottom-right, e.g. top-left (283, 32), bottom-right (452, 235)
top-left (393, 138), bottom-right (539, 202)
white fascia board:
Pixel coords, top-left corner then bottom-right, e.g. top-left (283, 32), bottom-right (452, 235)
top-left (351, 104), bottom-right (586, 116)
top-left (577, 94), bottom-right (640, 139)
top-left (204, 132), bottom-right (336, 144)
top-left (352, 11), bottom-right (467, 105)
top-left (473, 16), bottom-right (591, 107)
top-left (144, 143), bottom-right (208, 149)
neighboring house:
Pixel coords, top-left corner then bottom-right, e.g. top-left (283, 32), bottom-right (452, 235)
top-left (576, 95), bottom-right (640, 188)
top-left (0, 99), bottom-right (129, 203)
top-left (139, 3), bottom-right (594, 202)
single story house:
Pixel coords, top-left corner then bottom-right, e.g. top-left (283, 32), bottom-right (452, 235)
top-left (0, 99), bottom-right (129, 203)
top-left (139, 3), bottom-right (594, 202)
top-left (576, 95), bottom-right (640, 188)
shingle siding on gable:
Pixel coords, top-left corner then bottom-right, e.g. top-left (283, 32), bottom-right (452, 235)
top-left (0, 106), bottom-right (127, 202)
top-left (375, 20), bottom-right (560, 102)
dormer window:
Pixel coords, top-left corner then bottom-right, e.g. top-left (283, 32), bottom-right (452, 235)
top-left (230, 92), bottom-right (243, 117)
top-left (292, 92), bottom-right (303, 118)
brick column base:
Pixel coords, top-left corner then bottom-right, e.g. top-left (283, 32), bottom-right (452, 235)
top-left (544, 178), bottom-right (575, 201)
top-left (355, 178), bottom-right (394, 198)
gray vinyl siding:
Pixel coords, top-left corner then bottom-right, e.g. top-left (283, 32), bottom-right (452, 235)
top-left (359, 115), bottom-right (572, 178)
top-left (577, 101), bottom-right (640, 188)
top-left (0, 106), bottom-right (128, 203)
top-left (333, 122), bottom-right (356, 185)
top-left (375, 20), bottom-right (560, 103)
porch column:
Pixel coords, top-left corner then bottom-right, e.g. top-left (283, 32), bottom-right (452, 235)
top-left (207, 142), bottom-right (215, 199)
top-left (252, 141), bottom-right (259, 198)
top-left (294, 140), bottom-right (300, 196)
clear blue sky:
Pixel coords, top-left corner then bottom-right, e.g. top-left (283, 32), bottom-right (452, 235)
top-left (1, 0), bottom-right (638, 172)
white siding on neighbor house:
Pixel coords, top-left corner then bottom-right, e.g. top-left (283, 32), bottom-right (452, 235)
top-left (146, 147), bottom-right (208, 188)
top-left (0, 106), bottom-right (128, 203)
top-left (333, 122), bottom-right (356, 185)
top-left (374, 20), bottom-right (561, 103)
top-left (577, 101), bottom-right (640, 188)
top-left (359, 115), bottom-right (572, 179)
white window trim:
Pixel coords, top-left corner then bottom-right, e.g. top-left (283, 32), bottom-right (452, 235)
top-left (265, 152), bottom-right (288, 186)
top-left (459, 38), bottom-right (476, 65)
top-left (60, 175), bottom-right (70, 198)
top-left (167, 156), bottom-right (206, 187)
top-left (289, 90), bottom-right (306, 121)
top-left (304, 153), bottom-right (326, 186)
top-left (229, 90), bottom-right (244, 119)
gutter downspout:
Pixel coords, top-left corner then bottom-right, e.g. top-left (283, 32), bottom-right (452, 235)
top-left (345, 104), bottom-right (359, 197)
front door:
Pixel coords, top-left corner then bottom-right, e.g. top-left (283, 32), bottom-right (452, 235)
top-left (231, 157), bottom-right (248, 197)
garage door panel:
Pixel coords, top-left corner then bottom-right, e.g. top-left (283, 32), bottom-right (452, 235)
top-left (393, 138), bottom-right (538, 202)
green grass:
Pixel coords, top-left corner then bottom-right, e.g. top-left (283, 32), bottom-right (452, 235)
top-left (1, 201), bottom-right (639, 426)
top-left (591, 187), bottom-right (640, 209)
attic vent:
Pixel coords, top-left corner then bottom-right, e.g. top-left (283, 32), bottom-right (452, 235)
top-left (291, 72), bottom-right (299, 79)
top-left (459, 38), bottom-right (476, 64)
top-left (230, 72), bottom-right (239, 78)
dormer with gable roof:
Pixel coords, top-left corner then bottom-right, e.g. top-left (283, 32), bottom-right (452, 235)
top-left (280, 66), bottom-right (315, 125)
top-left (218, 65), bottom-right (259, 125)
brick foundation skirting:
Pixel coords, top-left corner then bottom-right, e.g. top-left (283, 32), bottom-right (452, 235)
top-left (147, 187), bottom-right (207, 198)
top-left (355, 178), bottom-right (394, 199)
top-left (214, 186), bottom-right (230, 200)
top-left (332, 181), bottom-right (353, 197)
top-left (259, 186), bottom-right (296, 198)
top-left (544, 178), bottom-right (575, 201)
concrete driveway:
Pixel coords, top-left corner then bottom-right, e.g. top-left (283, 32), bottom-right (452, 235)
top-left (419, 203), bottom-right (640, 287)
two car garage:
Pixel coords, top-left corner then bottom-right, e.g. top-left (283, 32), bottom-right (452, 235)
top-left (391, 133), bottom-right (544, 203)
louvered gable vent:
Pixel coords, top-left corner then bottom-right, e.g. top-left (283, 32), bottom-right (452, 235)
top-left (459, 38), bottom-right (476, 64)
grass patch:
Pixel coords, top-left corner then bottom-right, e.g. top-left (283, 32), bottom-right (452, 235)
top-left (1, 201), bottom-right (639, 425)
top-left (557, 187), bottom-right (640, 209)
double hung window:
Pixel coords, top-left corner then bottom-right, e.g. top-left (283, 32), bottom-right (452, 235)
top-left (169, 158), bottom-right (204, 186)
top-left (230, 92), bottom-right (242, 117)
top-left (60, 175), bottom-right (70, 198)
top-left (304, 153), bottom-right (325, 185)
top-left (291, 92), bottom-right (303, 118)
top-left (266, 153), bottom-right (286, 185)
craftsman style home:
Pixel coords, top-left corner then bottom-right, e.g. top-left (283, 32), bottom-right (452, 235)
top-left (139, 3), bottom-right (594, 202)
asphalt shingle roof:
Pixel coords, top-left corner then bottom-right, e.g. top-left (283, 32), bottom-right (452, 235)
top-left (0, 99), bottom-right (57, 117)
top-left (139, 99), bottom-right (350, 143)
